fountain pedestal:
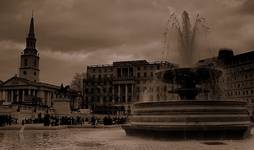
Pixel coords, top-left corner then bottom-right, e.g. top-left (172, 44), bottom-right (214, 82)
top-left (123, 100), bottom-right (251, 139)
top-left (122, 67), bottom-right (252, 139)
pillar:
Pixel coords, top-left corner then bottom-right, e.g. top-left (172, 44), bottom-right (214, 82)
top-left (49, 92), bottom-right (52, 106)
top-left (11, 90), bottom-right (14, 102)
top-left (112, 85), bottom-right (115, 104)
top-left (0, 90), bottom-right (2, 100)
top-left (4, 90), bottom-right (7, 102)
top-left (125, 84), bottom-right (128, 104)
top-left (131, 84), bottom-right (134, 102)
top-left (1, 90), bottom-right (3, 101)
top-left (44, 91), bottom-right (48, 106)
top-left (22, 90), bottom-right (25, 102)
top-left (118, 85), bottom-right (120, 103)
top-left (8, 90), bottom-right (11, 102)
top-left (16, 90), bottom-right (19, 102)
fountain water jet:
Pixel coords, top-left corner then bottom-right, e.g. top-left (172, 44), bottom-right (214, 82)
top-left (163, 11), bottom-right (209, 67)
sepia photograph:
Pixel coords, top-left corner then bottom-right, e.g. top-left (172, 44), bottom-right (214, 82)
top-left (0, 0), bottom-right (254, 149)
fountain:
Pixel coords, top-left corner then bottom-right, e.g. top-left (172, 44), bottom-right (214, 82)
top-left (122, 11), bottom-right (252, 139)
top-left (163, 10), bottom-right (209, 66)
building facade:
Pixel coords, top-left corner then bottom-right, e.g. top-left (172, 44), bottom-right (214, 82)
top-left (84, 60), bottom-right (177, 115)
top-left (197, 49), bottom-right (254, 114)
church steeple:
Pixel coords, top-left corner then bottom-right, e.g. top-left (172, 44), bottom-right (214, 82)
top-left (25, 16), bottom-right (37, 53)
top-left (28, 16), bottom-right (35, 38)
top-left (19, 16), bottom-right (40, 82)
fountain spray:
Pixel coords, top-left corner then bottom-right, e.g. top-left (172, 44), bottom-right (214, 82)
top-left (164, 11), bottom-right (209, 67)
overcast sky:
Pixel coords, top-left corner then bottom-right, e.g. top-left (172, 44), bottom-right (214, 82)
top-left (0, 0), bottom-right (253, 85)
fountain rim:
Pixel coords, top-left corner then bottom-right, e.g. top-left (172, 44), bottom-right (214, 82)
top-left (132, 100), bottom-right (248, 105)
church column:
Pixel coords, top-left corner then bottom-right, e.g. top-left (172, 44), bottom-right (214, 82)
top-left (47, 92), bottom-right (50, 106)
top-left (0, 90), bottom-right (2, 100)
top-left (131, 84), bottom-right (134, 102)
top-left (22, 90), bottom-right (25, 102)
top-left (16, 90), bottom-right (20, 102)
top-left (14, 90), bottom-right (17, 102)
top-left (7, 90), bottom-right (10, 102)
top-left (5, 90), bottom-right (8, 102)
top-left (6, 90), bottom-right (9, 102)
top-left (11, 90), bottom-right (14, 102)
top-left (3, 90), bottom-right (5, 101)
top-left (118, 85), bottom-right (120, 103)
top-left (28, 89), bottom-right (31, 96)
top-left (112, 85), bottom-right (115, 104)
top-left (1, 90), bottom-right (3, 101)
top-left (125, 84), bottom-right (128, 104)
top-left (44, 91), bottom-right (48, 106)
top-left (4, 90), bottom-right (7, 101)
top-left (9, 90), bottom-right (11, 102)
top-left (13, 90), bottom-right (15, 102)
top-left (37, 90), bottom-right (43, 105)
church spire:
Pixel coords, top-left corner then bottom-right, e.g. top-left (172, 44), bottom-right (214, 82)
top-left (28, 16), bottom-right (35, 38)
top-left (25, 16), bottom-right (37, 51)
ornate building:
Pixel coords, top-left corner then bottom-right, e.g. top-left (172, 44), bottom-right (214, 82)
top-left (84, 60), bottom-right (177, 115)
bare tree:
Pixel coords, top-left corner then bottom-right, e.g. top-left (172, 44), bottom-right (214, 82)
top-left (70, 72), bottom-right (85, 92)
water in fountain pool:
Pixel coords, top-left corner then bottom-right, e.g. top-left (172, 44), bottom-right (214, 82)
top-left (0, 128), bottom-right (254, 150)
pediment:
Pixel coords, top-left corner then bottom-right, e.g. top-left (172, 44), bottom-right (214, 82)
top-left (3, 77), bottom-right (30, 86)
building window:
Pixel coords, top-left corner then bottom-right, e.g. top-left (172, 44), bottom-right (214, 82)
top-left (34, 59), bottom-right (36, 67)
top-left (117, 68), bottom-right (121, 77)
top-left (23, 71), bottom-right (27, 75)
top-left (129, 67), bottom-right (133, 76)
top-left (151, 72), bottom-right (153, 77)
top-left (24, 59), bottom-right (28, 66)
top-left (137, 73), bottom-right (140, 77)
top-left (34, 72), bottom-right (36, 76)
top-left (144, 72), bottom-right (147, 77)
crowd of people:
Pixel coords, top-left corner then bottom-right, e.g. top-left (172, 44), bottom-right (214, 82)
top-left (42, 115), bottom-right (127, 127)
top-left (0, 114), bottom-right (127, 127)
top-left (43, 115), bottom-right (84, 126)
top-left (0, 115), bottom-right (16, 126)
top-left (102, 116), bottom-right (127, 125)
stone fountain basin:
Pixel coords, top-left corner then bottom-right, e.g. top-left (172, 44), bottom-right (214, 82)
top-left (122, 100), bottom-right (252, 139)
